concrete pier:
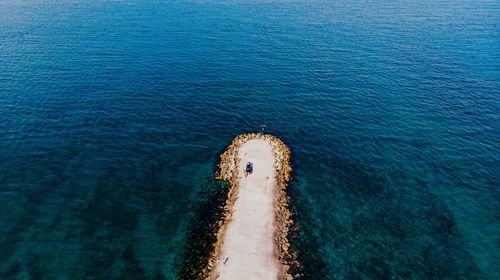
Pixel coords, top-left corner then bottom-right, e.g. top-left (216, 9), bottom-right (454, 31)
top-left (207, 134), bottom-right (293, 280)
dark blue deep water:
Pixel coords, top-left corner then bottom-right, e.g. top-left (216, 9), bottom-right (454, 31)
top-left (1, 0), bottom-right (499, 279)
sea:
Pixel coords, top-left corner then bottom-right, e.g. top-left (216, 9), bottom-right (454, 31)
top-left (0, 0), bottom-right (498, 279)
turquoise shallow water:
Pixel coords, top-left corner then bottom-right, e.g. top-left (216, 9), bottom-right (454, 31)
top-left (0, 0), bottom-right (499, 279)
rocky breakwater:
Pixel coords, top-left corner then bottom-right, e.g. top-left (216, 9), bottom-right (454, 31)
top-left (206, 133), bottom-right (295, 280)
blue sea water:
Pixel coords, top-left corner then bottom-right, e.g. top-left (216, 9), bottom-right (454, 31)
top-left (0, 0), bottom-right (499, 279)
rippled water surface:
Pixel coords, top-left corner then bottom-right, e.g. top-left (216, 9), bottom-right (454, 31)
top-left (1, 0), bottom-right (499, 279)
